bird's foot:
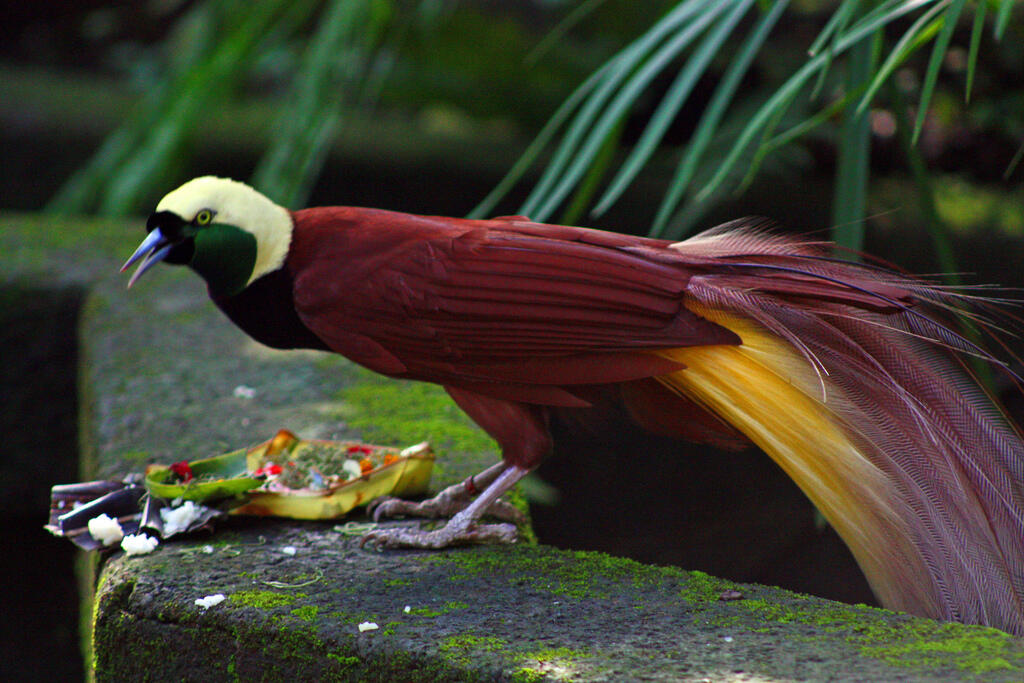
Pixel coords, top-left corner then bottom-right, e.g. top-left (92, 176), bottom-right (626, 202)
top-left (361, 463), bottom-right (530, 549)
top-left (368, 464), bottom-right (524, 524)
top-left (360, 517), bottom-right (517, 549)
top-left (369, 492), bottom-right (523, 524)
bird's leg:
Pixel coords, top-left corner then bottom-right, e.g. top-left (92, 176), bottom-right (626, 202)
top-left (361, 464), bottom-right (531, 548)
top-left (368, 461), bottom-right (524, 523)
top-left (360, 387), bottom-right (552, 549)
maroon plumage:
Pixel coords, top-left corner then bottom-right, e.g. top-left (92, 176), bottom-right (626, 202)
top-left (286, 207), bottom-right (738, 418)
top-left (128, 178), bottom-right (1024, 634)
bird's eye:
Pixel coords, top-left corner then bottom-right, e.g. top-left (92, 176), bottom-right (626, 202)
top-left (195, 209), bottom-right (215, 225)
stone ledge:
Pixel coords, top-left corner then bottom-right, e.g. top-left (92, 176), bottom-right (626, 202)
top-left (6, 212), bottom-right (1023, 681)
top-left (95, 525), bottom-right (1024, 682)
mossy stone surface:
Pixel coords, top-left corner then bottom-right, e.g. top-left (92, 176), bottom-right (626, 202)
top-left (93, 525), bottom-right (1024, 682)
top-left (5, 211), bottom-right (1023, 681)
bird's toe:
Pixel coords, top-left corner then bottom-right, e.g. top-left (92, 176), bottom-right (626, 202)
top-left (359, 521), bottom-right (518, 550)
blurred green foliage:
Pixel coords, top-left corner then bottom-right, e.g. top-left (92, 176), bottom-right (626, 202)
top-left (475, 0), bottom-right (1023, 252)
top-left (45, 0), bottom-right (606, 215)
top-left (48, 0), bottom-right (299, 215)
top-left (44, 0), bottom-right (1023, 267)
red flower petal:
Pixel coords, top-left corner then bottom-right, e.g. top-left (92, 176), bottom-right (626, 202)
top-left (169, 460), bottom-right (194, 483)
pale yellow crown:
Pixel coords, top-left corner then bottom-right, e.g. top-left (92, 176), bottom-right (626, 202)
top-left (156, 176), bottom-right (293, 284)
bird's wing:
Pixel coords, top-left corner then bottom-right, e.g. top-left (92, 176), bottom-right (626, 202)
top-left (288, 209), bottom-right (738, 399)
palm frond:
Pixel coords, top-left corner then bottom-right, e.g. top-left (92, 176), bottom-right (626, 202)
top-left (699, 0), bottom-right (938, 205)
top-left (596, 0), bottom-right (769, 220)
top-left (45, 0), bottom-right (415, 216)
top-left (995, 0), bottom-right (1017, 40)
top-left (965, 0), bottom-right (987, 103)
top-left (832, 30), bottom-right (878, 253)
top-left (913, 0), bottom-right (966, 144)
top-left (649, 0), bottom-right (788, 236)
top-left (518, 0), bottom-right (730, 222)
top-left (467, 63), bottom-right (612, 219)
top-left (853, 0), bottom-right (948, 119)
top-left (486, 0), bottom-right (1010, 240)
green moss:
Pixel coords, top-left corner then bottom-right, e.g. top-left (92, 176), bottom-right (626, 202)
top-left (76, 552), bottom-right (98, 675)
top-left (424, 546), bottom-right (688, 602)
top-left (439, 634), bottom-right (508, 666)
top-left (508, 645), bottom-right (591, 681)
top-left (328, 609), bottom-right (383, 626)
top-left (862, 624), bottom-right (1022, 674)
top-left (120, 450), bottom-right (151, 464)
top-left (725, 595), bottom-right (1024, 674)
top-left (406, 601), bottom-right (467, 618)
top-left (91, 574), bottom-right (136, 674)
top-left (518, 646), bottom-right (587, 661)
top-left (179, 607), bottom-right (372, 681)
top-left (326, 653), bottom-right (360, 668)
top-left (338, 371), bottom-right (496, 455)
top-left (383, 577), bottom-right (414, 587)
top-left (0, 212), bottom-right (130, 274)
top-left (229, 590), bottom-right (298, 609)
top-left (290, 605), bottom-right (319, 621)
top-left (501, 484), bottom-right (537, 545)
top-left (679, 569), bottom-right (735, 607)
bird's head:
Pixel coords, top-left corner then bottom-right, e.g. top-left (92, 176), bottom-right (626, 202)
top-left (122, 176), bottom-right (292, 297)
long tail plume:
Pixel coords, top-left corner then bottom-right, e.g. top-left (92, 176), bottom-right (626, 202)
top-left (656, 224), bottom-right (1024, 633)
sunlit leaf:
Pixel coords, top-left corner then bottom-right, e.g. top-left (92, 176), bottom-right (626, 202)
top-left (832, 31), bottom-right (877, 252)
top-left (965, 1), bottom-right (987, 103)
top-left (995, 0), bottom-right (1016, 40)
top-left (853, 0), bottom-right (950, 118)
top-left (912, 0), bottom-right (966, 145)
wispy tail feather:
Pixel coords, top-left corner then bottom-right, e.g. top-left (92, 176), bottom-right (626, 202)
top-left (657, 227), bottom-right (1024, 633)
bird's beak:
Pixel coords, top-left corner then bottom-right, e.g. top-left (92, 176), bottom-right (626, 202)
top-left (121, 229), bottom-right (174, 288)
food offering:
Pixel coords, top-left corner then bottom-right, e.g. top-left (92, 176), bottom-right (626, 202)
top-left (47, 430), bottom-right (435, 550)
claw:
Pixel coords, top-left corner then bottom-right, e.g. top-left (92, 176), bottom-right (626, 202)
top-left (359, 531), bottom-right (386, 551)
top-left (367, 496), bottom-right (402, 522)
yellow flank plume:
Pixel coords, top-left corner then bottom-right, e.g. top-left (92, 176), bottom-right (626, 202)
top-left (653, 304), bottom-right (938, 615)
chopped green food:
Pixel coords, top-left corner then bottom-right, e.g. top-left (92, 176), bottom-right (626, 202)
top-left (142, 429), bottom-right (435, 520)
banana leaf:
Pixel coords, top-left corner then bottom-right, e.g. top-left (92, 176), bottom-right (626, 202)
top-left (143, 429), bottom-right (435, 520)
